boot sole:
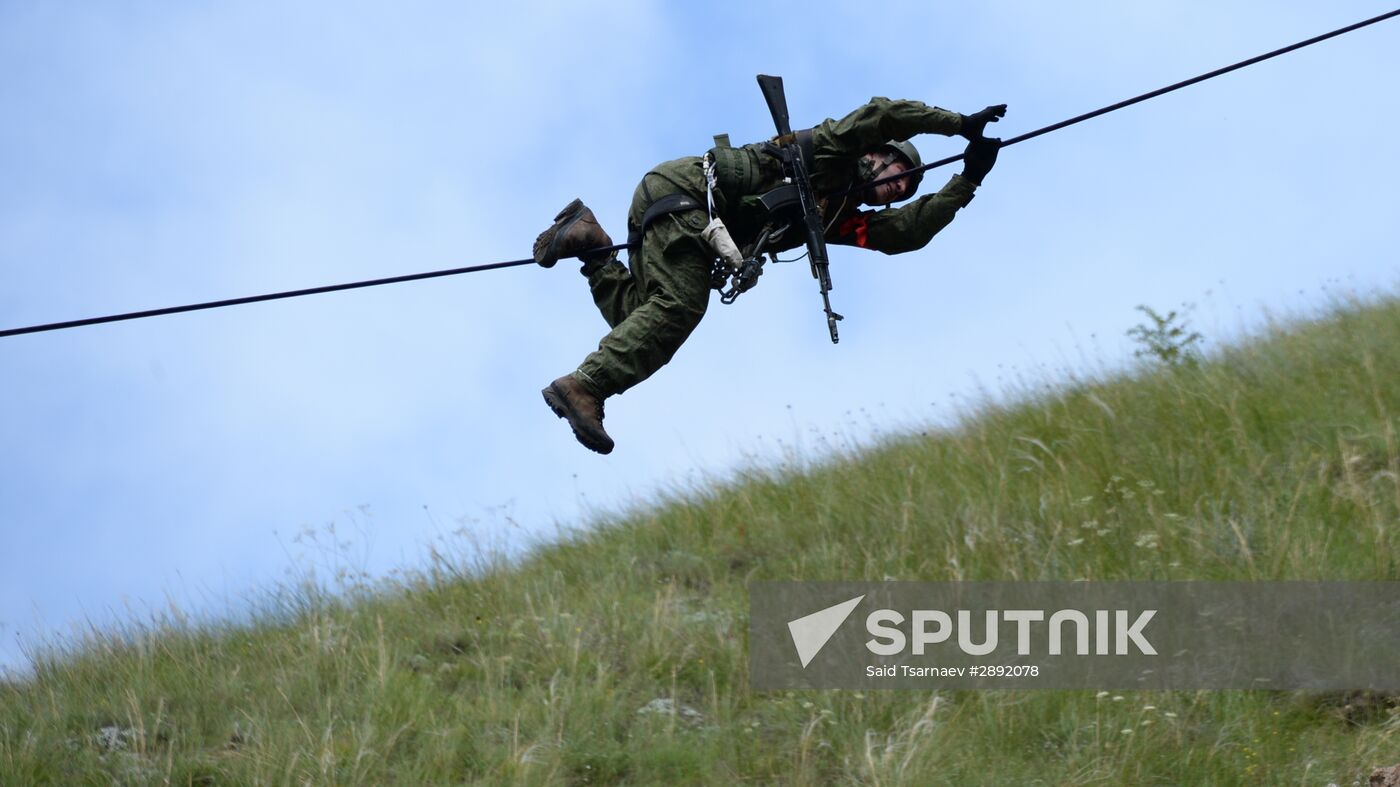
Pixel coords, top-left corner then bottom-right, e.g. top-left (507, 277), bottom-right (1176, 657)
top-left (532, 198), bottom-right (587, 268)
top-left (542, 381), bottom-right (615, 455)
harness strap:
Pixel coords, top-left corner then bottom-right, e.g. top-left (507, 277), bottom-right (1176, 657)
top-left (625, 193), bottom-right (704, 246)
top-left (626, 129), bottom-right (813, 248)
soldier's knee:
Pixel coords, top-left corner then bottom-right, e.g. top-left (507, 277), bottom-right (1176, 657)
top-left (652, 290), bottom-right (708, 334)
top-left (677, 301), bottom-right (707, 331)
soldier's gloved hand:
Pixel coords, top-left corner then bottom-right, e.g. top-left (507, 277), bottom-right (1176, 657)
top-left (960, 104), bottom-right (1007, 140)
top-left (961, 137), bottom-right (1001, 185)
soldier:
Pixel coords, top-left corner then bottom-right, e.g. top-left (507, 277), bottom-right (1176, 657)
top-left (534, 97), bottom-right (1007, 454)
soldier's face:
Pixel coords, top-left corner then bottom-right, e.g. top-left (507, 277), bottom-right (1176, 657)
top-left (860, 153), bottom-right (910, 205)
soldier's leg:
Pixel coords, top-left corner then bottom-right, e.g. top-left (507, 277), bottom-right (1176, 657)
top-left (573, 208), bottom-right (712, 398)
top-left (579, 172), bottom-right (670, 329)
top-left (582, 253), bottom-right (640, 329)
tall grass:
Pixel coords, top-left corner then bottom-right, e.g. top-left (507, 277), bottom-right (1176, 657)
top-left (3, 296), bottom-right (1398, 785)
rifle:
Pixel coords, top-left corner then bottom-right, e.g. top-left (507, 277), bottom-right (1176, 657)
top-left (756, 74), bottom-right (843, 344)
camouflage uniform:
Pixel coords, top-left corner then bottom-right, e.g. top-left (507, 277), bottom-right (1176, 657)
top-left (572, 97), bottom-right (978, 399)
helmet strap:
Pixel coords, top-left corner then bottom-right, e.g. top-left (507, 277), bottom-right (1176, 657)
top-left (856, 152), bottom-right (899, 203)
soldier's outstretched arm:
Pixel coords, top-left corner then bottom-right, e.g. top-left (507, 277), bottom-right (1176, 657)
top-left (828, 173), bottom-right (979, 255)
top-left (815, 96), bottom-right (963, 155)
top-left (829, 136), bottom-right (1002, 254)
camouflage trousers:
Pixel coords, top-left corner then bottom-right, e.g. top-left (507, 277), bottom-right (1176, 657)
top-left (573, 172), bottom-right (714, 399)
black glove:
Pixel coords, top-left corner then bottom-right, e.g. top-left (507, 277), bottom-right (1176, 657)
top-left (960, 104), bottom-right (1007, 140)
top-left (961, 137), bottom-right (1000, 185)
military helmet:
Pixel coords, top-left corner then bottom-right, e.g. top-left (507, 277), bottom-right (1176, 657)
top-left (881, 139), bottom-right (923, 194)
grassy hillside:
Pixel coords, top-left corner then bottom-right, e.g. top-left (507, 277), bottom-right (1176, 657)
top-left (3, 297), bottom-right (1399, 785)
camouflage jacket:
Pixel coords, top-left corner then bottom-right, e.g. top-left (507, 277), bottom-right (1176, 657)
top-left (644, 97), bottom-right (976, 256)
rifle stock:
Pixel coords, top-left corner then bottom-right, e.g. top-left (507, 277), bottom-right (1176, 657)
top-left (756, 74), bottom-right (793, 139)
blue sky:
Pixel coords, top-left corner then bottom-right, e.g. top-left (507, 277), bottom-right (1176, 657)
top-left (2, 2), bottom-right (1397, 675)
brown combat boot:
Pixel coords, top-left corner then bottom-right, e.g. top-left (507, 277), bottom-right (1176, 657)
top-left (542, 374), bottom-right (615, 454)
top-left (532, 198), bottom-right (613, 268)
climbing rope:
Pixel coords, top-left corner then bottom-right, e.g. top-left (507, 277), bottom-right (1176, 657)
top-left (3, 8), bottom-right (1396, 340)
top-left (851, 6), bottom-right (1400, 196)
top-left (0, 244), bottom-right (630, 338)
